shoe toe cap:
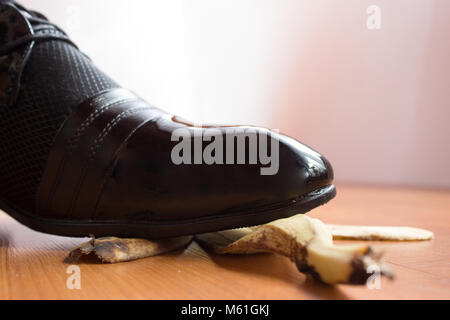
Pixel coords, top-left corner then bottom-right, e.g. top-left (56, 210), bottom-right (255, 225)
top-left (95, 123), bottom-right (334, 222)
top-left (276, 133), bottom-right (334, 195)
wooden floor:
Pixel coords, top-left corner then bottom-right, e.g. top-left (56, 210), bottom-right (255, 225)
top-left (0, 185), bottom-right (449, 300)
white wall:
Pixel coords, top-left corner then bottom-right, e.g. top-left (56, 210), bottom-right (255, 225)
top-left (20, 0), bottom-right (450, 188)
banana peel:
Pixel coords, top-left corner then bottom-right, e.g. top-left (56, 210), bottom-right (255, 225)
top-left (66, 215), bottom-right (433, 285)
top-left (66, 236), bottom-right (193, 263)
top-left (327, 224), bottom-right (434, 241)
top-left (195, 215), bottom-right (395, 284)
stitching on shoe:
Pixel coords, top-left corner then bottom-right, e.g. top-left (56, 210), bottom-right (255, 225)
top-left (66, 105), bottom-right (155, 218)
top-left (66, 96), bottom-right (138, 152)
top-left (44, 93), bottom-right (138, 215)
top-left (92, 115), bottom-right (162, 220)
top-left (87, 105), bottom-right (153, 160)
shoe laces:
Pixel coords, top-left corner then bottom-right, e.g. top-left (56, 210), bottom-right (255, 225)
top-left (0, 1), bottom-right (78, 56)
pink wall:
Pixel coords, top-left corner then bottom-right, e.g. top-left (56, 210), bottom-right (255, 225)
top-left (21, 0), bottom-right (450, 188)
top-left (271, 0), bottom-right (450, 188)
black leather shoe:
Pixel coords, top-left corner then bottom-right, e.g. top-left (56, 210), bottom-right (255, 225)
top-left (0, 1), bottom-right (335, 238)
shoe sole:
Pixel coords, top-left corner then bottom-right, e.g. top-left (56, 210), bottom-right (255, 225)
top-left (0, 184), bottom-right (336, 239)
